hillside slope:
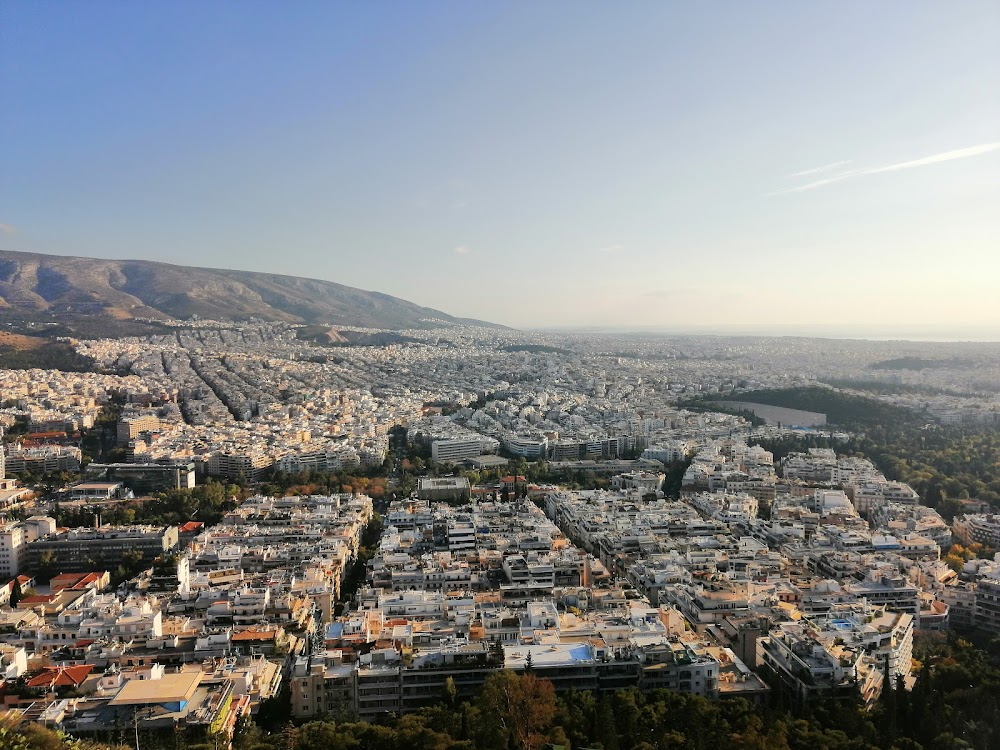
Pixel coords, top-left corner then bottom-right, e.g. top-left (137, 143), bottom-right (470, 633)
top-left (0, 250), bottom-right (498, 329)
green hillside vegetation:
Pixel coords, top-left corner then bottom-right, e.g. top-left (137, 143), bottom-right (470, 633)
top-left (864, 425), bottom-right (1000, 513)
top-left (869, 356), bottom-right (971, 371)
top-left (819, 379), bottom-right (977, 398)
top-left (295, 326), bottom-right (420, 347)
top-left (0, 340), bottom-right (95, 372)
top-left (717, 386), bottom-right (924, 431)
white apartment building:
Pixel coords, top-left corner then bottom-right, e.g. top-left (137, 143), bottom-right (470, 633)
top-left (953, 514), bottom-right (1000, 548)
top-left (0, 516), bottom-right (56, 578)
top-left (642, 442), bottom-right (693, 464)
top-left (431, 437), bottom-right (489, 463)
top-left (503, 435), bottom-right (548, 458)
top-left (0, 522), bottom-right (25, 579)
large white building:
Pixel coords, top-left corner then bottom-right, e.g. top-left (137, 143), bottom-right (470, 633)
top-left (431, 437), bottom-right (495, 463)
top-left (0, 522), bottom-right (25, 580)
top-left (0, 516), bottom-right (57, 579)
top-left (503, 434), bottom-right (549, 459)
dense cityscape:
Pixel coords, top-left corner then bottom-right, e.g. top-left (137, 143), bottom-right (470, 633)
top-left (3, 3), bottom-right (999, 749)
top-left (2, 322), bottom-right (1000, 749)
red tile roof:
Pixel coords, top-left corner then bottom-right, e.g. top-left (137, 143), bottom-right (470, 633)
top-left (73, 573), bottom-right (104, 589)
top-left (50, 572), bottom-right (106, 590)
top-left (26, 664), bottom-right (94, 688)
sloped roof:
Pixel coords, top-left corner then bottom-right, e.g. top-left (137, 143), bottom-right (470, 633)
top-left (26, 664), bottom-right (95, 688)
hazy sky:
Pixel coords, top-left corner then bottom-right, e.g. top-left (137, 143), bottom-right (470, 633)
top-left (2, 2), bottom-right (999, 333)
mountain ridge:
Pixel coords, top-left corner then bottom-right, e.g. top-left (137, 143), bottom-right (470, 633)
top-left (0, 249), bottom-right (501, 330)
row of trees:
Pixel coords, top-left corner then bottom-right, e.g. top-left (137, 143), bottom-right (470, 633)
top-left (52, 470), bottom-right (390, 534)
top-left (257, 469), bottom-right (389, 500)
top-left (338, 514), bottom-right (384, 607)
top-left (54, 480), bottom-right (246, 528)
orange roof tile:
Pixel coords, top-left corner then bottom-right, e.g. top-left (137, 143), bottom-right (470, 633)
top-left (26, 665), bottom-right (94, 688)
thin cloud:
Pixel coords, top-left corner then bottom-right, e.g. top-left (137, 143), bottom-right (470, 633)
top-left (0, 223), bottom-right (15, 235)
top-left (452, 245), bottom-right (472, 255)
top-left (599, 243), bottom-right (625, 254)
top-left (774, 142), bottom-right (1000, 195)
top-left (785, 160), bottom-right (852, 178)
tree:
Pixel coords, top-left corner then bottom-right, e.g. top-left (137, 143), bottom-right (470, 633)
top-left (295, 721), bottom-right (358, 750)
top-left (8, 578), bottom-right (22, 609)
top-left (36, 550), bottom-right (57, 583)
top-left (443, 676), bottom-right (459, 709)
top-left (280, 721), bottom-right (298, 750)
top-left (477, 671), bottom-right (557, 750)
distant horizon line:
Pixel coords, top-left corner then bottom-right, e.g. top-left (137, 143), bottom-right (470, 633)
top-left (528, 324), bottom-right (1000, 344)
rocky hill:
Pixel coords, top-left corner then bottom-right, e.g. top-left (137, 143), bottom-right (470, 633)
top-left (0, 250), bottom-right (498, 330)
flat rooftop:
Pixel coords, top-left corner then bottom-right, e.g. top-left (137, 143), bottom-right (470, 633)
top-left (418, 477), bottom-right (470, 488)
top-left (109, 672), bottom-right (201, 706)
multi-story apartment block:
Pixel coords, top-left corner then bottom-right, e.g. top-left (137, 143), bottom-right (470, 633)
top-left (974, 573), bottom-right (1000, 634)
top-left (503, 434), bottom-right (549, 459)
top-left (953, 514), bottom-right (1000, 548)
top-left (27, 525), bottom-right (179, 574)
top-left (206, 451), bottom-right (273, 481)
top-left (431, 437), bottom-right (493, 463)
top-left (116, 412), bottom-right (161, 445)
top-left (2, 445), bottom-right (82, 475)
top-left (0, 516), bottom-right (56, 578)
top-left (0, 522), bottom-right (25, 580)
top-left (416, 477), bottom-right (471, 502)
top-left (761, 607), bottom-right (912, 705)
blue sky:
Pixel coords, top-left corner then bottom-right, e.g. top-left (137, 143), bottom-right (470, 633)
top-left (2, 1), bottom-right (999, 333)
